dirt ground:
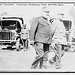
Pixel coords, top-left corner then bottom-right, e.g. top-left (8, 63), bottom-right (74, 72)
top-left (0, 45), bottom-right (75, 72)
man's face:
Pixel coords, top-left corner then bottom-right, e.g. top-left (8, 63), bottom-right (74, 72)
top-left (58, 14), bottom-right (64, 20)
top-left (42, 10), bottom-right (50, 19)
top-left (23, 24), bottom-right (26, 28)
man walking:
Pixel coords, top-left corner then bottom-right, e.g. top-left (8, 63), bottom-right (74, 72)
top-left (30, 7), bottom-right (52, 69)
top-left (49, 13), bottom-right (66, 69)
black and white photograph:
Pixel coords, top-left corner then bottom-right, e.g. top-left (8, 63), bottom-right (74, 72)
top-left (0, 1), bottom-right (75, 73)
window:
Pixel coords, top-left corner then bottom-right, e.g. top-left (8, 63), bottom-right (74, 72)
top-left (0, 20), bottom-right (21, 30)
top-left (63, 20), bottom-right (72, 31)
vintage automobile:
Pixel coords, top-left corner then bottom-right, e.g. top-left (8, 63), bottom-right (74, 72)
top-left (0, 16), bottom-right (24, 50)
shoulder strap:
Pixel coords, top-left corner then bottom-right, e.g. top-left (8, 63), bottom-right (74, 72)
top-left (34, 19), bottom-right (39, 40)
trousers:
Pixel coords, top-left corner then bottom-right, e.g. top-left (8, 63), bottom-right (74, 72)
top-left (31, 42), bottom-right (50, 69)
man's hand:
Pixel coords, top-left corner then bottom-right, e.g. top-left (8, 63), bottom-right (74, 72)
top-left (51, 43), bottom-right (55, 48)
top-left (30, 41), bottom-right (34, 45)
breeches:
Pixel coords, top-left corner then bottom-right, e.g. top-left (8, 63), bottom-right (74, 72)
top-left (31, 42), bottom-right (50, 69)
top-left (34, 42), bottom-right (49, 59)
top-left (54, 44), bottom-right (62, 62)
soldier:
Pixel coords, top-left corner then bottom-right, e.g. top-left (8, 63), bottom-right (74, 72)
top-left (30, 7), bottom-right (52, 69)
top-left (49, 13), bottom-right (66, 69)
top-left (21, 24), bottom-right (29, 50)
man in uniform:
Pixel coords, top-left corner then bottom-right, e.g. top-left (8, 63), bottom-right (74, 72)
top-left (21, 24), bottom-right (29, 50)
top-left (30, 7), bottom-right (52, 69)
top-left (49, 13), bottom-right (66, 69)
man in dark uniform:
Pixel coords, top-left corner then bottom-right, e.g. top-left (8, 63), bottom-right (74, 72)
top-left (30, 7), bottom-right (52, 69)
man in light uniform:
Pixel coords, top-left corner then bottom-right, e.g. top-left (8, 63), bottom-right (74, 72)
top-left (49, 13), bottom-right (66, 69)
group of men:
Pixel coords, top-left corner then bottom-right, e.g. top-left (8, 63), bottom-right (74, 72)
top-left (29, 7), bottom-right (67, 69)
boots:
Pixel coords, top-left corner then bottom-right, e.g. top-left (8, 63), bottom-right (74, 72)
top-left (49, 55), bottom-right (56, 64)
top-left (55, 55), bottom-right (61, 69)
top-left (41, 57), bottom-right (48, 69)
top-left (49, 55), bottom-right (61, 69)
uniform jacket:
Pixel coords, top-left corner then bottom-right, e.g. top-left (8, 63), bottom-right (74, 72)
top-left (21, 28), bottom-right (29, 39)
top-left (30, 16), bottom-right (52, 44)
top-left (51, 19), bottom-right (67, 44)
